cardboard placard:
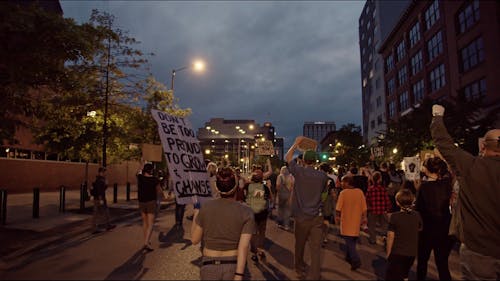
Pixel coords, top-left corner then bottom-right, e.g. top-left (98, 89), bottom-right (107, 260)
top-left (142, 144), bottom-right (162, 162)
top-left (297, 137), bottom-right (318, 151)
top-left (403, 156), bottom-right (420, 181)
top-left (151, 109), bottom-right (211, 204)
top-left (255, 140), bottom-right (274, 155)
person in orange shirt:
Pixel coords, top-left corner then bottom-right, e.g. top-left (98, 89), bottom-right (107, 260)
top-left (335, 174), bottom-right (368, 271)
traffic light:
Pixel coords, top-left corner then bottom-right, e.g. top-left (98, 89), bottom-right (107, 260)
top-left (320, 152), bottom-right (329, 162)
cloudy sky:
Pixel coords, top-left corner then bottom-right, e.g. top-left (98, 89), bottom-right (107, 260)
top-left (61, 1), bottom-right (365, 147)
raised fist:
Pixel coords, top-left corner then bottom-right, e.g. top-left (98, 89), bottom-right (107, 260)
top-left (432, 104), bottom-right (445, 116)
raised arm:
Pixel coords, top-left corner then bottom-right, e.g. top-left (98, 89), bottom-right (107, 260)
top-left (285, 137), bottom-right (303, 164)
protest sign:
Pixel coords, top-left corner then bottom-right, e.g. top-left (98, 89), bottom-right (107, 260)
top-left (297, 137), bottom-right (317, 151)
top-left (142, 144), bottom-right (162, 162)
top-left (255, 140), bottom-right (274, 155)
top-left (151, 109), bottom-right (211, 204)
top-left (403, 156), bottom-right (420, 181)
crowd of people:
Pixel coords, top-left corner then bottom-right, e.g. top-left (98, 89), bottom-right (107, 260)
top-left (91, 105), bottom-right (499, 280)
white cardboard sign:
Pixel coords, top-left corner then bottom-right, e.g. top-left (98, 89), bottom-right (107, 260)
top-left (151, 109), bottom-right (212, 204)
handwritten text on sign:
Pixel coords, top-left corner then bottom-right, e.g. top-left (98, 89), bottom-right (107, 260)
top-left (255, 140), bottom-right (275, 155)
top-left (151, 110), bottom-right (211, 204)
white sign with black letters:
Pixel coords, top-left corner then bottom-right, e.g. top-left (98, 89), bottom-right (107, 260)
top-left (151, 109), bottom-right (212, 204)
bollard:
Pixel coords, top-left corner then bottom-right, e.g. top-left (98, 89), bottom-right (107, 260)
top-left (0, 189), bottom-right (7, 225)
top-left (113, 183), bottom-right (118, 203)
top-left (59, 185), bottom-right (66, 213)
top-left (80, 183), bottom-right (85, 211)
top-left (126, 182), bottom-right (131, 201)
top-left (33, 187), bottom-right (40, 218)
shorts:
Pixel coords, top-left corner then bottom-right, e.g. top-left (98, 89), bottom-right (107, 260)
top-left (139, 200), bottom-right (157, 214)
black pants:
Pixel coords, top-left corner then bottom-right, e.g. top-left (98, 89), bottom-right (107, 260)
top-left (175, 202), bottom-right (186, 226)
top-left (386, 254), bottom-right (415, 280)
top-left (417, 230), bottom-right (453, 280)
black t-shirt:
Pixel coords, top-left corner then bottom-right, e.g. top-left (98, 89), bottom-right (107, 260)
top-left (137, 174), bottom-right (160, 202)
top-left (388, 210), bottom-right (422, 257)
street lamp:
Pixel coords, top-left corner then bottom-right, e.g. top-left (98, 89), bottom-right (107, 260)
top-left (170, 59), bottom-right (205, 91)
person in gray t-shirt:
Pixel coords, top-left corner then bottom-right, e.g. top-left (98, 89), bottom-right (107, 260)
top-left (286, 136), bottom-right (329, 280)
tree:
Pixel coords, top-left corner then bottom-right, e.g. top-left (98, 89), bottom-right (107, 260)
top-left (0, 2), bottom-right (103, 143)
top-left (333, 123), bottom-right (369, 167)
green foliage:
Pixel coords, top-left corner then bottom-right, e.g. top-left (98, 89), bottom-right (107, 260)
top-left (333, 123), bottom-right (369, 167)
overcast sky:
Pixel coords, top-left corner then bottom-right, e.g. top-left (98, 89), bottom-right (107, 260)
top-left (61, 1), bottom-right (365, 148)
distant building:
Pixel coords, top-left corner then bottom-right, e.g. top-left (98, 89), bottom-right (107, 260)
top-left (359, 0), bottom-right (411, 144)
top-left (197, 118), bottom-right (284, 170)
top-left (302, 121), bottom-right (336, 149)
top-left (379, 0), bottom-right (500, 124)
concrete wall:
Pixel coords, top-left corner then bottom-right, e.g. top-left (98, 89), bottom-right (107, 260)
top-left (0, 158), bottom-right (141, 193)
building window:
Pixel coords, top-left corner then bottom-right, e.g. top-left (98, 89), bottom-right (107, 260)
top-left (396, 40), bottom-right (406, 62)
top-left (463, 78), bottom-right (486, 101)
top-left (457, 0), bottom-right (480, 34)
top-left (460, 37), bottom-right (484, 72)
top-left (413, 79), bottom-right (425, 103)
top-left (377, 115), bottom-right (383, 125)
top-left (363, 78), bottom-right (368, 87)
top-left (409, 21), bottom-right (421, 47)
top-left (387, 78), bottom-right (396, 96)
top-left (410, 50), bottom-right (423, 75)
top-left (385, 54), bottom-right (395, 73)
top-left (376, 96), bottom-right (382, 107)
top-left (371, 120), bottom-right (375, 129)
top-left (388, 100), bottom-right (396, 118)
top-left (427, 31), bottom-right (443, 61)
top-left (399, 91), bottom-right (410, 111)
top-left (369, 69), bottom-right (374, 78)
top-left (398, 66), bottom-right (408, 86)
top-left (425, 0), bottom-right (440, 30)
top-left (368, 37), bottom-right (372, 46)
top-left (429, 64), bottom-right (446, 92)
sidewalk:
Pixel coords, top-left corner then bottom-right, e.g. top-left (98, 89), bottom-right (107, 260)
top-left (0, 187), bottom-right (174, 268)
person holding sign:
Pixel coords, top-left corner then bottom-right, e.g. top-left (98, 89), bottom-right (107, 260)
top-left (191, 167), bottom-right (255, 280)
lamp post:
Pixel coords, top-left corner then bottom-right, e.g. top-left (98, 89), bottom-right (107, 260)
top-left (170, 60), bottom-right (205, 91)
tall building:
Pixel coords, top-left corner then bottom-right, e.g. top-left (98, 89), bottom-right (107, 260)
top-left (197, 118), bottom-right (283, 170)
top-left (379, 0), bottom-right (500, 124)
top-left (359, 0), bottom-right (411, 144)
top-left (303, 121), bottom-right (336, 149)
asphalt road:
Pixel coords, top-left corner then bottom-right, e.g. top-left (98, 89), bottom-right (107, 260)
top-left (0, 204), bottom-right (461, 280)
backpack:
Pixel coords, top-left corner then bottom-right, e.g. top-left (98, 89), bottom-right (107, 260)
top-left (246, 183), bottom-right (268, 213)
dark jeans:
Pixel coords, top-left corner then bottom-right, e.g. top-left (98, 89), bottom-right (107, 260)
top-left (460, 243), bottom-right (500, 280)
top-left (251, 211), bottom-right (268, 253)
top-left (295, 216), bottom-right (323, 280)
top-left (417, 230), bottom-right (453, 280)
top-left (386, 254), bottom-right (415, 280)
top-left (175, 202), bottom-right (186, 226)
top-left (343, 236), bottom-right (361, 265)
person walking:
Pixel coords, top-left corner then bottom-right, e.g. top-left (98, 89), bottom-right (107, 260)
top-left (385, 189), bottom-right (422, 281)
top-left (319, 163), bottom-right (336, 246)
top-left (91, 167), bottom-right (115, 234)
top-left (430, 104), bottom-right (500, 280)
top-left (276, 166), bottom-right (294, 231)
top-left (191, 167), bottom-right (255, 281)
top-left (137, 163), bottom-right (165, 251)
top-left (245, 169), bottom-right (272, 263)
top-left (415, 156), bottom-right (454, 280)
top-left (285, 136), bottom-right (329, 280)
top-left (365, 171), bottom-right (391, 245)
top-left (335, 174), bottom-right (367, 271)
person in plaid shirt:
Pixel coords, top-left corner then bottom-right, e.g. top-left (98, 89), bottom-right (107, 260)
top-left (365, 171), bottom-right (392, 244)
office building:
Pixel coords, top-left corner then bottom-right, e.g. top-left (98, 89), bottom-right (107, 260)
top-left (303, 121), bottom-right (336, 149)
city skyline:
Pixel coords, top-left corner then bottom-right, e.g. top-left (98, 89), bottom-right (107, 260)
top-left (60, 1), bottom-right (365, 147)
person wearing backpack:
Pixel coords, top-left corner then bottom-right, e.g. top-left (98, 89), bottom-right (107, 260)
top-left (245, 169), bottom-right (272, 263)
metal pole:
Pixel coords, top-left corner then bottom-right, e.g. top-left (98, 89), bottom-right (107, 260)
top-left (126, 182), bottom-right (131, 201)
top-left (171, 69), bottom-right (176, 91)
top-left (59, 185), bottom-right (66, 213)
top-left (0, 189), bottom-right (7, 225)
top-left (113, 183), bottom-right (118, 203)
top-left (33, 187), bottom-right (40, 218)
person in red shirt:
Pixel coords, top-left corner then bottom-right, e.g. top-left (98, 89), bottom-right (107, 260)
top-left (365, 171), bottom-right (391, 245)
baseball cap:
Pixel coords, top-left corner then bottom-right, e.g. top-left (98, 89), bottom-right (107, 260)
top-left (303, 150), bottom-right (318, 162)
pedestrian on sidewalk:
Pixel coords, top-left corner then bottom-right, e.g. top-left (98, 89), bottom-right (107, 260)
top-left (365, 171), bottom-right (391, 245)
top-left (335, 174), bottom-right (367, 271)
top-left (285, 136), bottom-right (329, 280)
top-left (137, 163), bottom-right (165, 252)
top-left (191, 167), bottom-right (255, 280)
top-left (91, 167), bottom-right (115, 234)
top-left (385, 189), bottom-right (422, 281)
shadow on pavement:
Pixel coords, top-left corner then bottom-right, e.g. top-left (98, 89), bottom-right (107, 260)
top-left (158, 225), bottom-right (192, 250)
top-left (104, 249), bottom-right (148, 280)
